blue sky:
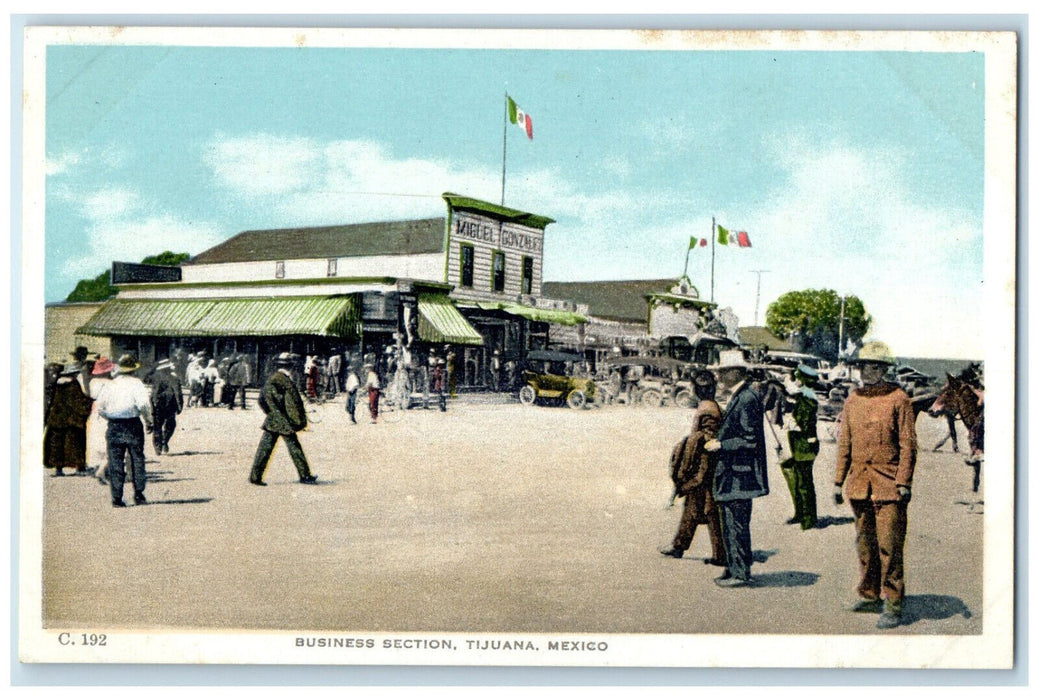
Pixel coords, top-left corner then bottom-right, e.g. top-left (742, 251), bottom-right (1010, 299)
top-left (44, 41), bottom-right (986, 358)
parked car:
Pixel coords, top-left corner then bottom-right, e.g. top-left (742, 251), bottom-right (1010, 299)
top-left (600, 356), bottom-right (694, 407)
top-left (518, 350), bottom-right (597, 409)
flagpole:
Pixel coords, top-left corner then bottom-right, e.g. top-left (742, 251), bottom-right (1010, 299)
top-left (682, 237), bottom-right (692, 280)
top-left (710, 217), bottom-right (716, 302)
top-left (501, 92), bottom-right (509, 205)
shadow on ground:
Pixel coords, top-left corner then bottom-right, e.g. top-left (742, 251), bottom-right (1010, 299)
top-left (138, 497), bottom-right (214, 506)
top-left (749, 571), bottom-right (819, 588)
top-left (813, 515), bottom-right (855, 529)
top-left (901, 594), bottom-right (973, 625)
top-left (752, 549), bottom-right (778, 563)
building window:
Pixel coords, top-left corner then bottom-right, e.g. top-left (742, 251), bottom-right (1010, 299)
top-left (492, 251), bottom-right (506, 293)
top-left (275, 261), bottom-right (285, 279)
top-left (521, 256), bottom-right (534, 295)
top-left (327, 258), bottom-right (337, 277)
top-left (460, 244), bottom-right (474, 288)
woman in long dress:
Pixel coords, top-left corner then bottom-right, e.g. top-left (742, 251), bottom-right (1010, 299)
top-left (86, 357), bottom-right (115, 484)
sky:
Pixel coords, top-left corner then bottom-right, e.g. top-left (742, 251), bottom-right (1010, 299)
top-left (41, 36), bottom-right (988, 359)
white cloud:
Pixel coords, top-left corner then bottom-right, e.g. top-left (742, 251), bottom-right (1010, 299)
top-left (202, 133), bottom-right (320, 196)
top-left (201, 133), bottom-right (646, 228)
top-left (78, 187), bottom-right (141, 221)
top-left (47, 144), bottom-right (130, 177)
top-left (45, 151), bottom-right (81, 176)
top-left (58, 183), bottom-right (224, 281)
top-left (64, 215), bottom-right (224, 281)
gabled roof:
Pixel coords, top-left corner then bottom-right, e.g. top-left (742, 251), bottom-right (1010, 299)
top-left (542, 279), bottom-right (684, 323)
top-left (442, 193), bottom-right (555, 229)
top-left (188, 217), bottom-right (446, 265)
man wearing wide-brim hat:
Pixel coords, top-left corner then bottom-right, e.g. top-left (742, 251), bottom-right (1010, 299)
top-left (44, 361), bottom-right (93, 477)
top-left (95, 354), bottom-right (154, 507)
top-left (833, 340), bottom-right (917, 629)
top-left (150, 358), bottom-right (183, 455)
top-left (250, 352), bottom-right (317, 485)
top-left (703, 350), bottom-right (770, 587)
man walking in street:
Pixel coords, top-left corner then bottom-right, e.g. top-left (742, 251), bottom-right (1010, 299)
top-left (834, 341), bottom-right (917, 629)
top-left (95, 354), bottom-right (154, 507)
top-left (705, 350), bottom-right (769, 587)
top-left (250, 352), bottom-right (318, 486)
top-left (149, 358), bottom-right (183, 455)
top-left (344, 363), bottom-right (360, 424)
top-left (228, 354), bottom-right (252, 410)
top-left (363, 362), bottom-right (381, 424)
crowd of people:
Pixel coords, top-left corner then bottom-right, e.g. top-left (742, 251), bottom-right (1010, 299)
top-left (660, 340), bottom-right (918, 630)
top-left (45, 337), bottom-right (928, 630)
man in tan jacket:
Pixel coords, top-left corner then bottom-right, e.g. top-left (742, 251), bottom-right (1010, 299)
top-left (834, 341), bottom-right (917, 629)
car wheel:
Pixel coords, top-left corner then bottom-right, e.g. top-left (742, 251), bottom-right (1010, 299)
top-left (519, 385), bottom-right (537, 406)
top-left (674, 390), bottom-right (694, 409)
top-left (567, 390), bottom-right (587, 409)
top-left (639, 388), bottom-right (663, 408)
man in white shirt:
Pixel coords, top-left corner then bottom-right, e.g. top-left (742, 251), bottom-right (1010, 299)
top-left (96, 354), bottom-right (154, 507)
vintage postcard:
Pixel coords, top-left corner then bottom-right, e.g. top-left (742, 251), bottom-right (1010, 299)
top-left (18, 25), bottom-right (1017, 668)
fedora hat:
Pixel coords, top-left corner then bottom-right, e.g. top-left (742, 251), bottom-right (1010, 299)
top-left (71, 346), bottom-right (89, 362)
top-left (115, 354), bottom-right (140, 373)
top-left (91, 357), bottom-right (115, 376)
top-left (709, 349), bottom-right (750, 371)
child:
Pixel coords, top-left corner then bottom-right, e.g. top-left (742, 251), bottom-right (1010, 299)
top-left (659, 370), bottom-right (726, 566)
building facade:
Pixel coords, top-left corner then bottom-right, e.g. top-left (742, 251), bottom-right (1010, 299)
top-left (74, 194), bottom-right (584, 390)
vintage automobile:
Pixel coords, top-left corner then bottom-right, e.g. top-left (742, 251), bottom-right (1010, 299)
top-left (518, 350), bottom-right (597, 409)
top-left (600, 355), bottom-right (694, 407)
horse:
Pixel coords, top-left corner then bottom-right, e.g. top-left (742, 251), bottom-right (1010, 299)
top-left (930, 373), bottom-right (985, 492)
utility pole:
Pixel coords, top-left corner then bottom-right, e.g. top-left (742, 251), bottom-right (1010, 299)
top-left (751, 270), bottom-right (769, 326)
top-left (838, 294), bottom-right (846, 359)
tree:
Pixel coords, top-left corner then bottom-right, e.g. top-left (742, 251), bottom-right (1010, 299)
top-left (64, 251), bottom-right (191, 302)
top-left (140, 251), bottom-right (191, 266)
top-left (765, 289), bottom-right (871, 362)
top-left (65, 270), bottom-right (118, 302)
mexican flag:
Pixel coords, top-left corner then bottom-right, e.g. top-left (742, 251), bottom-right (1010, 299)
top-left (689, 236), bottom-right (708, 249)
top-left (508, 96), bottom-right (533, 140)
top-left (717, 224), bottom-right (752, 248)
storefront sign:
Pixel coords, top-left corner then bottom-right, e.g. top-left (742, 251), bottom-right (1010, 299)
top-left (454, 213), bottom-right (543, 255)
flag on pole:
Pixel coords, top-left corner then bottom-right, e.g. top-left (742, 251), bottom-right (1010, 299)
top-left (689, 236), bottom-right (708, 249)
top-left (507, 96), bottom-right (533, 140)
top-left (717, 223), bottom-right (752, 248)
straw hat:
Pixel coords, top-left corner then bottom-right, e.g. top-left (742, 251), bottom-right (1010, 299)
top-left (709, 349), bottom-right (750, 371)
top-left (851, 341), bottom-right (896, 366)
top-left (60, 361), bottom-right (83, 376)
top-left (115, 354), bottom-right (141, 373)
top-left (273, 352), bottom-right (297, 368)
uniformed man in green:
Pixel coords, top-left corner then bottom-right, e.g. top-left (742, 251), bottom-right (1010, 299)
top-left (779, 364), bottom-right (821, 530)
top-left (249, 352), bottom-right (318, 486)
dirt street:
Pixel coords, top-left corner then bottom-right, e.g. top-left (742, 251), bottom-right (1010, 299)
top-left (41, 396), bottom-right (983, 636)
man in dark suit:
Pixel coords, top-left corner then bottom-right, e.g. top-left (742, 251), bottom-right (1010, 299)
top-left (249, 352), bottom-right (318, 486)
top-left (706, 350), bottom-right (769, 587)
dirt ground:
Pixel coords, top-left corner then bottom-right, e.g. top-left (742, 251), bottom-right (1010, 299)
top-left (40, 394), bottom-right (983, 636)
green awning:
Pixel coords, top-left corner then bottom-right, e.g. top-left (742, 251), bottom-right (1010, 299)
top-left (457, 301), bottom-right (586, 326)
top-left (417, 294), bottom-right (484, 345)
top-left (76, 296), bottom-right (360, 338)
